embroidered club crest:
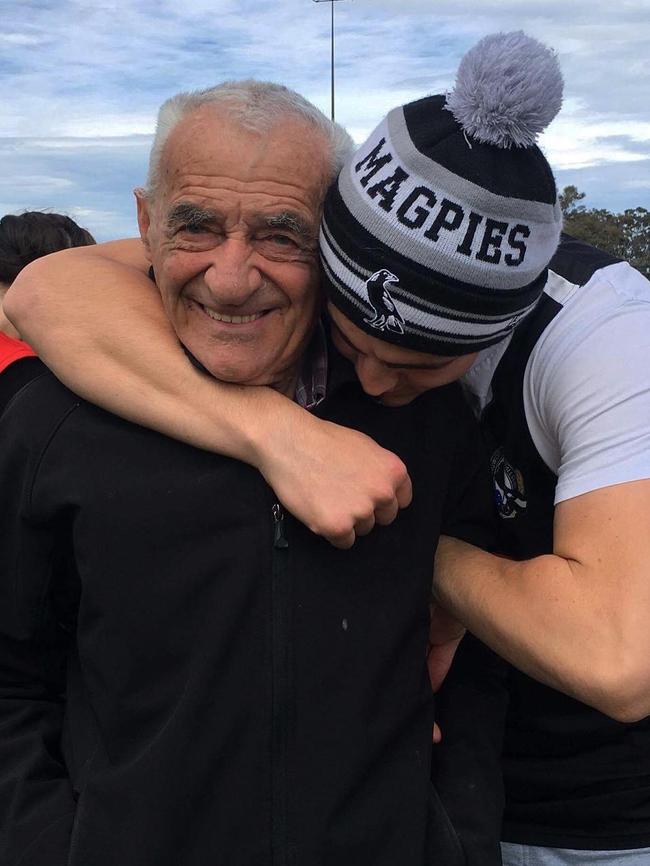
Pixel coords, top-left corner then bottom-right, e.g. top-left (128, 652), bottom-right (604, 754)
top-left (364, 269), bottom-right (405, 335)
top-left (490, 447), bottom-right (527, 519)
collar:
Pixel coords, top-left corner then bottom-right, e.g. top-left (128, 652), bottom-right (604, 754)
top-left (460, 334), bottom-right (513, 417)
top-left (294, 321), bottom-right (328, 410)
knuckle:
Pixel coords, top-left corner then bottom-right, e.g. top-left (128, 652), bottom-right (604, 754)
top-left (375, 507), bottom-right (398, 526)
top-left (388, 453), bottom-right (408, 479)
top-left (371, 492), bottom-right (389, 509)
top-left (330, 517), bottom-right (356, 539)
top-left (331, 532), bottom-right (355, 550)
top-left (355, 516), bottom-right (376, 536)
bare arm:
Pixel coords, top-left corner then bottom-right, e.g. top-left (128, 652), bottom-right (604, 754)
top-left (432, 479), bottom-right (650, 722)
top-left (5, 241), bottom-right (411, 548)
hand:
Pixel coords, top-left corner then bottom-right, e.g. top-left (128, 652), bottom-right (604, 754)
top-left (427, 602), bottom-right (466, 692)
top-left (255, 406), bottom-right (412, 548)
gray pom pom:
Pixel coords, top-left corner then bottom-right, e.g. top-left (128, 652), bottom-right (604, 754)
top-left (445, 31), bottom-right (563, 148)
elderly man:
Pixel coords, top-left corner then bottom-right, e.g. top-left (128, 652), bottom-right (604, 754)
top-left (10, 33), bottom-right (650, 866)
top-left (0, 81), bottom-right (501, 866)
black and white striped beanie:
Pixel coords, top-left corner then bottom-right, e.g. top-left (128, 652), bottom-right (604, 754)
top-left (320, 31), bottom-right (564, 355)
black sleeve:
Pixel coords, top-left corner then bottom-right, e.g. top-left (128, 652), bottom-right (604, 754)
top-left (0, 378), bottom-right (78, 866)
top-left (440, 393), bottom-right (496, 551)
top-left (432, 634), bottom-right (509, 866)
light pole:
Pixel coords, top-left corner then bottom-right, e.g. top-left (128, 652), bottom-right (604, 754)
top-left (312, 0), bottom-right (346, 121)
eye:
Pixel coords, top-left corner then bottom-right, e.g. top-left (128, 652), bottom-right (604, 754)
top-left (181, 223), bottom-right (214, 235)
top-left (254, 231), bottom-right (312, 263)
top-left (266, 233), bottom-right (299, 247)
top-left (171, 223), bottom-right (222, 247)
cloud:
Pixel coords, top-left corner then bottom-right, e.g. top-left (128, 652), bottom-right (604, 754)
top-left (1, 0), bottom-right (648, 238)
top-left (0, 174), bottom-right (75, 194)
top-left (0, 135), bottom-right (147, 240)
top-left (0, 33), bottom-right (45, 46)
top-left (543, 116), bottom-right (650, 170)
top-left (623, 178), bottom-right (650, 190)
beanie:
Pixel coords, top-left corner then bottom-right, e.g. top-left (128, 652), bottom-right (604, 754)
top-left (320, 31), bottom-right (564, 355)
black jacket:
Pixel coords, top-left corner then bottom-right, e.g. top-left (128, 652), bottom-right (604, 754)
top-left (0, 348), bottom-right (501, 866)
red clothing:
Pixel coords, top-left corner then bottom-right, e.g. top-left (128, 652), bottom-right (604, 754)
top-left (0, 332), bottom-right (36, 373)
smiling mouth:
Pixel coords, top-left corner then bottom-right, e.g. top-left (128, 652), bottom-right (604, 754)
top-left (198, 303), bottom-right (270, 325)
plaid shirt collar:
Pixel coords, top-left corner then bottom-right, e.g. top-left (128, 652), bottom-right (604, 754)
top-left (294, 320), bottom-right (328, 410)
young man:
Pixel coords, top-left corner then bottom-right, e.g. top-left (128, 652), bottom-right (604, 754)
top-left (0, 80), bottom-right (503, 866)
top-left (10, 33), bottom-right (650, 865)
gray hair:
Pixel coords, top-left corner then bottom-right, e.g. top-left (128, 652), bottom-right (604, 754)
top-left (144, 80), bottom-right (354, 197)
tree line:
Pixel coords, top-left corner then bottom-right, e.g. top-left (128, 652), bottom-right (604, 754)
top-left (559, 185), bottom-right (650, 278)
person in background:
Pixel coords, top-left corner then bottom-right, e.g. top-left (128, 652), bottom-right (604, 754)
top-left (0, 211), bottom-right (95, 410)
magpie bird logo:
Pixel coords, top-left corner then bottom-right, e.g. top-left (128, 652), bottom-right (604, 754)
top-left (364, 269), bottom-right (405, 335)
top-left (490, 447), bottom-right (527, 519)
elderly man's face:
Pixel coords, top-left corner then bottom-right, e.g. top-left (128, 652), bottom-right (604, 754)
top-left (136, 106), bottom-right (330, 394)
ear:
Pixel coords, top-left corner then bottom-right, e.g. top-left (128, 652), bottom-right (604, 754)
top-left (134, 187), bottom-right (154, 262)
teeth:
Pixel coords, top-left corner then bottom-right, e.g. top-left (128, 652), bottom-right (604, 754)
top-left (203, 308), bottom-right (265, 324)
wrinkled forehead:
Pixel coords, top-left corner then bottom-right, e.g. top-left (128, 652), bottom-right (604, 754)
top-left (156, 107), bottom-right (332, 221)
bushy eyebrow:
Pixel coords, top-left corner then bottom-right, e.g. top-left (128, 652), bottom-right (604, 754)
top-left (164, 202), bottom-right (317, 245)
top-left (264, 211), bottom-right (315, 241)
top-left (165, 202), bottom-right (219, 234)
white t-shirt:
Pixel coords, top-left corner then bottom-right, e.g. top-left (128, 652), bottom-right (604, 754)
top-left (463, 261), bottom-right (650, 504)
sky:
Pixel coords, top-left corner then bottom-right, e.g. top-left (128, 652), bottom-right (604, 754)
top-left (2, 0), bottom-right (649, 241)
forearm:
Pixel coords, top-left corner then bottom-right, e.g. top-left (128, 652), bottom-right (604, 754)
top-left (433, 535), bottom-right (650, 721)
top-left (433, 542), bottom-right (585, 695)
top-left (6, 243), bottom-right (294, 464)
top-left (8, 256), bottom-right (375, 486)
top-left (5, 244), bottom-right (376, 469)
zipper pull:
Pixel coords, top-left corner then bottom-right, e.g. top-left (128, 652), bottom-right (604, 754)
top-left (272, 503), bottom-right (289, 549)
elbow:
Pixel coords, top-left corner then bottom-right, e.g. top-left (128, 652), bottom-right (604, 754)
top-left (3, 283), bottom-right (23, 330)
top-left (585, 657), bottom-right (650, 723)
top-left (598, 698), bottom-right (650, 726)
top-left (601, 690), bottom-right (650, 725)
top-left (4, 265), bottom-right (42, 333)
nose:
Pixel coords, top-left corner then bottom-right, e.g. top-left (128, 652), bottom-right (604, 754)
top-left (355, 355), bottom-right (398, 398)
top-left (203, 238), bottom-right (264, 306)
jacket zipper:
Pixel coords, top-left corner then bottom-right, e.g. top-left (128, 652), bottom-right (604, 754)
top-left (271, 502), bottom-right (289, 866)
top-left (272, 503), bottom-right (289, 549)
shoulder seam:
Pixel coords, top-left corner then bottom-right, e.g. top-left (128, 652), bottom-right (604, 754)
top-left (28, 401), bottom-right (81, 516)
top-left (12, 379), bottom-right (82, 518)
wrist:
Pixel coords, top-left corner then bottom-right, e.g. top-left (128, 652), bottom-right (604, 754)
top-left (234, 386), bottom-right (304, 472)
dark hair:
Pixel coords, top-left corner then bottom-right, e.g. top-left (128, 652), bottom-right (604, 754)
top-left (0, 211), bottom-right (96, 285)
